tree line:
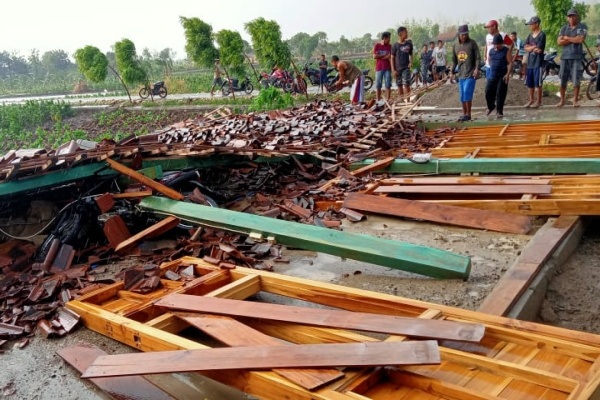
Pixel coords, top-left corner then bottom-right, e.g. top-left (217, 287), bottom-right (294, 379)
top-left (0, 0), bottom-right (596, 98)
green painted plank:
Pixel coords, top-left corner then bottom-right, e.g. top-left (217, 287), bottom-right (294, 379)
top-left (350, 158), bottom-right (600, 175)
top-left (0, 162), bottom-right (117, 198)
top-left (0, 155), bottom-right (298, 199)
top-left (139, 196), bottom-right (471, 280)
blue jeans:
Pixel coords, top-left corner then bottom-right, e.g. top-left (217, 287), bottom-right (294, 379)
top-left (375, 70), bottom-right (392, 89)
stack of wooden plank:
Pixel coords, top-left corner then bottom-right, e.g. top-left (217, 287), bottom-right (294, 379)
top-left (66, 256), bottom-right (600, 400)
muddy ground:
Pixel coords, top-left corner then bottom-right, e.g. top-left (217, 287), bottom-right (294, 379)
top-left (1, 103), bottom-right (600, 399)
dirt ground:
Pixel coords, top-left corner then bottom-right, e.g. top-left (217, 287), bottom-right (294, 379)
top-left (419, 78), bottom-right (597, 109)
top-left (1, 103), bottom-right (600, 399)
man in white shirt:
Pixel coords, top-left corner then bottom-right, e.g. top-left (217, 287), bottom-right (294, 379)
top-left (432, 40), bottom-right (447, 80)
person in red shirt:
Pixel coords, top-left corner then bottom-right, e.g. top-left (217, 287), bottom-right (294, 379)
top-left (373, 32), bottom-right (392, 102)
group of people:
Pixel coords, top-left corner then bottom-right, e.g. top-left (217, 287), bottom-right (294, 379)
top-left (453, 8), bottom-right (586, 121)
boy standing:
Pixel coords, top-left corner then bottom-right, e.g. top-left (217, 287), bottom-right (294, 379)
top-left (523, 16), bottom-right (546, 108)
top-left (391, 27), bottom-right (413, 99)
top-left (318, 54), bottom-right (328, 94)
top-left (451, 25), bottom-right (481, 122)
top-left (432, 40), bottom-right (447, 80)
top-left (373, 32), bottom-right (392, 102)
top-left (210, 59), bottom-right (223, 96)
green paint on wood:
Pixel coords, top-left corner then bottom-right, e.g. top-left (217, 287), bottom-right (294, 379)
top-left (139, 196), bottom-right (471, 280)
top-left (350, 158), bottom-right (600, 174)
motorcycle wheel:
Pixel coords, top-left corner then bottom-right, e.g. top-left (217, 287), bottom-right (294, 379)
top-left (585, 59), bottom-right (598, 78)
top-left (364, 76), bottom-right (374, 91)
top-left (139, 87), bottom-right (150, 99)
top-left (587, 77), bottom-right (598, 100)
top-left (244, 83), bottom-right (254, 94)
top-left (283, 82), bottom-right (293, 93)
top-left (157, 86), bottom-right (167, 98)
top-left (221, 82), bottom-right (231, 96)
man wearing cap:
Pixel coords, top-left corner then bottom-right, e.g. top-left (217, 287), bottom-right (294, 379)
top-left (451, 25), bottom-right (481, 122)
top-left (557, 8), bottom-right (587, 107)
top-left (524, 16), bottom-right (546, 108)
top-left (484, 20), bottom-right (514, 79)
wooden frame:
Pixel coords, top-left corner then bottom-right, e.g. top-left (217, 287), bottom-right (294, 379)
top-left (67, 256), bottom-right (600, 400)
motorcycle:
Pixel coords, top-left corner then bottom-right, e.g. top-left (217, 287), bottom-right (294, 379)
top-left (303, 63), bottom-right (321, 86)
top-left (542, 50), bottom-right (560, 81)
top-left (221, 76), bottom-right (254, 96)
top-left (139, 81), bottom-right (167, 99)
top-left (326, 69), bottom-right (373, 92)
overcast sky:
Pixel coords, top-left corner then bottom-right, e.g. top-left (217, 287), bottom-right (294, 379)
top-left (3, 0), bottom-right (543, 59)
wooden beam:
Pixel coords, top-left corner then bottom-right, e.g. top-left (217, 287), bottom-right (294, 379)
top-left (176, 313), bottom-right (345, 390)
top-left (155, 295), bottom-right (485, 342)
top-left (425, 199), bottom-right (600, 216)
top-left (57, 343), bottom-right (176, 400)
top-left (115, 215), bottom-right (180, 254)
top-left (343, 193), bottom-right (531, 234)
top-left (478, 216), bottom-right (580, 316)
top-left (373, 184), bottom-right (551, 195)
top-left (350, 158), bottom-right (600, 174)
top-left (138, 196), bottom-right (472, 280)
top-left (106, 158), bottom-right (185, 201)
top-left (82, 341), bottom-right (441, 378)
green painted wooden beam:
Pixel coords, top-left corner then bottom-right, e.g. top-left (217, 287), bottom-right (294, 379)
top-left (139, 196), bottom-right (471, 280)
top-left (0, 155), bottom-right (299, 199)
top-left (350, 158), bottom-right (600, 175)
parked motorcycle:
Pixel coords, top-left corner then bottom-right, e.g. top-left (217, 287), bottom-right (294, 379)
top-left (139, 81), bottom-right (167, 99)
top-left (303, 63), bottom-right (321, 86)
top-left (542, 50), bottom-right (560, 81)
top-left (221, 76), bottom-right (254, 96)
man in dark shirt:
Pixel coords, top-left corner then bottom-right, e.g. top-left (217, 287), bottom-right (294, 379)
top-left (391, 26), bottom-right (413, 99)
top-left (524, 16), bottom-right (546, 108)
top-left (451, 24), bottom-right (481, 122)
top-left (557, 8), bottom-right (587, 107)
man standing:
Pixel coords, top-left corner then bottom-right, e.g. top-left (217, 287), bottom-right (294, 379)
top-left (318, 54), bottom-right (328, 94)
top-left (451, 24), bottom-right (481, 122)
top-left (210, 59), bottom-right (223, 96)
top-left (484, 20), bottom-right (514, 78)
top-left (331, 55), bottom-right (365, 105)
top-left (509, 31), bottom-right (525, 79)
top-left (557, 8), bottom-right (587, 107)
top-left (373, 32), bottom-right (392, 102)
top-left (391, 27), bottom-right (413, 99)
top-left (432, 40), bottom-right (447, 81)
top-left (523, 16), bottom-right (546, 108)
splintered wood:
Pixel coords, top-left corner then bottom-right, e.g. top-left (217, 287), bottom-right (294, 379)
top-left (66, 257), bottom-right (600, 400)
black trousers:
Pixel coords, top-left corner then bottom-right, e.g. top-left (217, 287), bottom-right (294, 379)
top-left (485, 76), bottom-right (508, 114)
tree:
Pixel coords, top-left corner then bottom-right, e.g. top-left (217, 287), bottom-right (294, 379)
top-left (532, 0), bottom-right (588, 49)
top-left (215, 29), bottom-right (246, 77)
top-left (74, 45), bottom-right (133, 103)
top-left (41, 50), bottom-right (73, 72)
top-left (115, 39), bottom-right (148, 89)
top-left (245, 17), bottom-right (291, 69)
top-left (180, 16), bottom-right (219, 68)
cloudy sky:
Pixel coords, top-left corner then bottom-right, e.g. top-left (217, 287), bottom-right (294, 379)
top-left (2, 0), bottom-right (541, 58)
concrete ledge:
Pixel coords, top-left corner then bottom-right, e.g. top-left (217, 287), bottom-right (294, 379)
top-left (506, 217), bottom-right (586, 321)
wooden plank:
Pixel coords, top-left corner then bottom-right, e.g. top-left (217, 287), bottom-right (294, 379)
top-left (374, 184), bottom-right (552, 195)
top-left (380, 177), bottom-right (551, 185)
top-left (112, 191), bottom-right (153, 199)
top-left (478, 216), bottom-right (580, 316)
top-left (139, 196), bottom-right (472, 280)
top-left (343, 193), bottom-right (531, 234)
top-left (57, 342), bottom-right (176, 400)
top-left (176, 313), bottom-right (345, 390)
top-left (115, 216), bottom-right (180, 254)
top-left (421, 199), bottom-right (600, 216)
top-left (106, 158), bottom-right (184, 201)
top-left (155, 295), bottom-right (485, 342)
top-left (350, 158), bottom-right (600, 175)
top-left (82, 341), bottom-right (441, 378)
